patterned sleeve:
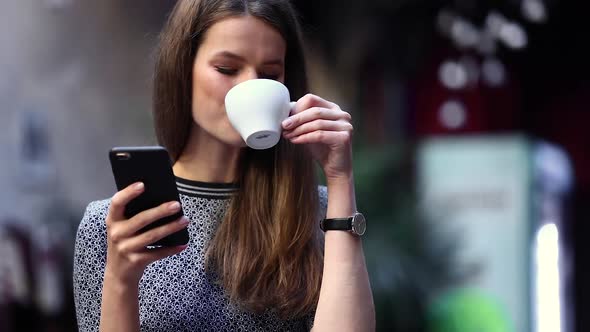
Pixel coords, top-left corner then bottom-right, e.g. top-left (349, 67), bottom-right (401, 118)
top-left (73, 199), bottom-right (110, 332)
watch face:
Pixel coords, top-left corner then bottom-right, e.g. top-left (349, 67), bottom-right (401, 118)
top-left (352, 213), bottom-right (366, 236)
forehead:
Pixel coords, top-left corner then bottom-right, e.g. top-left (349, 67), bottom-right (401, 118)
top-left (198, 15), bottom-right (286, 60)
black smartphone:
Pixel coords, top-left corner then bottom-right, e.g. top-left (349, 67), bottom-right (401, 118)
top-left (109, 146), bottom-right (189, 247)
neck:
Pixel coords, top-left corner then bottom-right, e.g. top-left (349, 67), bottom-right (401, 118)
top-left (173, 127), bottom-right (242, 183)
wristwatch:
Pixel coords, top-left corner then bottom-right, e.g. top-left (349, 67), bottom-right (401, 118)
top-left (320, 212), bottom-right (366, 236)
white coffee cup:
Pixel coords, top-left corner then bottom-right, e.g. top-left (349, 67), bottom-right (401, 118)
top-left (225, 79), bottom-right (296, 150)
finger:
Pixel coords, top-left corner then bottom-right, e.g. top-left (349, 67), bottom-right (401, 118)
top-left (282, 107), bottom-right (350, 131)
top-left (131, 244), bottom-right (188, 266)
top-left (118, 200), bottom-right (183, 237)
top-left (289, 130), bottom-right (352, 146)
top-left (108, 182), bottom-right (145, 221)
top-left (123, 216), bottom-right (189, 251)
top-left (283, 119), bottom-right (353, 139)
top-left (291, 93), bottom-right (337, 115)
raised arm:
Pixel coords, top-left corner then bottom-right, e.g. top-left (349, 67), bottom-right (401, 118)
top-left (282, 94), bottom-right (375, 331)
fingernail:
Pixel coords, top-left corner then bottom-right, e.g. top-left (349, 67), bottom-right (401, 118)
top-left (169, 201), bottom-right (181, 211)
top-left (282, 118), bottom-right (293, 129)
top-left (178, 217), bottom-right (189, 225)
top-left (134, 182), bottom-right (144, 191)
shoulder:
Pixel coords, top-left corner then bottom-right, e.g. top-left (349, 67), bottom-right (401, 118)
top-left (80, 199), bottom-right (110, 226)
top-left (317, 185), bottom-right (327, 205)
top-left (84, 199), bottom-right (111, 218)
top-left (74, 199), bottom-right (111, 270)
top-left (318, 185), bottom-right (328, 220)
top-left (75, 199), bottom-right (111, 243)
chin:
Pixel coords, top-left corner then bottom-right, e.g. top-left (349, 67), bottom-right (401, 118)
top-left (232, 139), bottom-right (248, 149)
top-left (215, 123), bottom-right (247, 148)
top-left (220, 133), bottom-right (247, 148)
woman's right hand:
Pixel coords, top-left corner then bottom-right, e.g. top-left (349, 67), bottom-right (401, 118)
top-left (104, 182), bottom-right (189, 287)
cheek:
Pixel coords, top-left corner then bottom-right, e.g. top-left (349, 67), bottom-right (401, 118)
top-left (191, 64), bottom-right (242, 141)
top-left (193, 68), bottom-right (230, 107)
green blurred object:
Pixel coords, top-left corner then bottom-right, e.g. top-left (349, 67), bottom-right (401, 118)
top-left (351, 144), bottom-right (473, 331)
top-left (427, 288), bottom-right (514, 332)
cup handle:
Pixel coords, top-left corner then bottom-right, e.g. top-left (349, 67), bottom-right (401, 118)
top-left (287, 101), bottom-right (297, 116)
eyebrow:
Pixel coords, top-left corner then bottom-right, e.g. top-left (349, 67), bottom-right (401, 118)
top-left (212, 51), bottom-right (284, 66)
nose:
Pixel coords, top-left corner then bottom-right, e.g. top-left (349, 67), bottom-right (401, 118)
top-left (236, 68), bottom-right (259, 85)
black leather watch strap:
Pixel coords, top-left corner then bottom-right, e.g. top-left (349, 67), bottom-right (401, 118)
top-left (321, 217), bottom-right (352, 231)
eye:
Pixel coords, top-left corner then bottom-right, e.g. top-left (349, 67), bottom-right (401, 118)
top-left (258, 73), bottom-right (281, 80)
top-left (215, 66), bottom-right (238, 76)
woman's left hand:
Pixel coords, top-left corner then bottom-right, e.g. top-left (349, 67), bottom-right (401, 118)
top-left (282, 93), bottom-right (354, 182)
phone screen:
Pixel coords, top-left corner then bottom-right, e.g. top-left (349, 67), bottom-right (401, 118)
top-left (109, 146), bottom-right (189, 247)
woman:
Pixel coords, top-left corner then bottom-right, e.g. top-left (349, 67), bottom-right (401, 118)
top-left (73, 0), bottom-right (375, 331)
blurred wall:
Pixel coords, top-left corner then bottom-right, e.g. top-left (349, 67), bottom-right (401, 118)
top-left (0, 0), bottom-right (172, 214)
top-left (0, 1), bottom-right (173, 330)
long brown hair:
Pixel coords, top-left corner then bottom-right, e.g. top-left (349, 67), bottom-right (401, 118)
top-left (153, 0), bottom-right (322, 319)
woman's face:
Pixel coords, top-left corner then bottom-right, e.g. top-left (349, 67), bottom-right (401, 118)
top-left (191, 15), bottom-right (287, 147)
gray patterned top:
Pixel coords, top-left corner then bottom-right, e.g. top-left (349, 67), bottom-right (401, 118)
top-left (73, 178), bottom-right (327, 332)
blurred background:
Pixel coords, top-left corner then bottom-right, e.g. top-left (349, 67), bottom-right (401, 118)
top-left (0, 0), bottom-right (588, 331)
